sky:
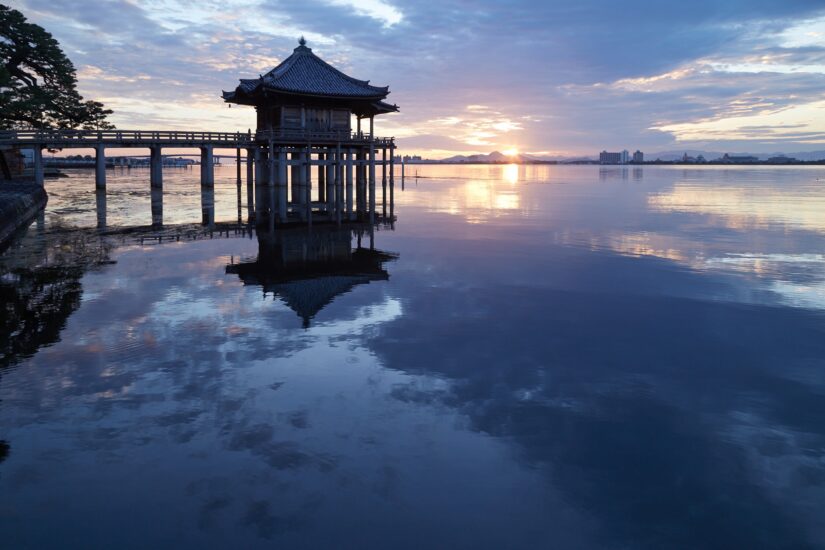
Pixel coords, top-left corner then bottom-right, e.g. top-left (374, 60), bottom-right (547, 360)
top-left (13, 0), bottom-right (825, 158)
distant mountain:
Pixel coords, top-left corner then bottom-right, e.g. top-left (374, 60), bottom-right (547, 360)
top-left (431, 149), bottom-right (825, 163)
top-left (437, 151), bottom-right (544, 163)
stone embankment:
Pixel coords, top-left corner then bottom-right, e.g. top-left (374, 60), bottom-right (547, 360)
top-left (0, 182), bottom-right (47, 250)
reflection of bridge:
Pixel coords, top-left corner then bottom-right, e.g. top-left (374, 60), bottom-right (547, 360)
top-left (227, 225), bottom-right (397, 327)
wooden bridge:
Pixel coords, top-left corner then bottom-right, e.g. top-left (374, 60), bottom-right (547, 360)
top-left (0, 127), bottom-right (397, 227)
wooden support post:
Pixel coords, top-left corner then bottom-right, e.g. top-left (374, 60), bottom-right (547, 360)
top-left (369, 142), bottom-right (376, 224)
top-left (151, 186), bottom-right (163, 227)
top-left (236, 149), bottom-right (242, 223)
top-left (318, 152), bottom-right (325, 205)
top-left (200, 145), bottom-right (214, 187)
top-left (95, 144), bottom-right (106, 190)
top-left (346, 148), bottom-right (354, 220)
top-left (33, 146), bottom-right (44, 187)
top-left (95, 188), bottom-right (107, 230)
top-left (304, 146), bottom-right (312, 225)
top-left (291, 151), bottom-right (300, 208)
top-left (326, 147), bottom-right (335, 215)
top-left (150, 146), bottom-right (163, 189)
top-left (201, 185), bottom-right (215, 227)
top-left (369, 116), bottom-right (374, 139)
top-left (247, 147), bottom-right (256, 222)
top-left (390, 143), bottom-right (395, 219)
top-left (278, 148), bottom-right (288, 222)
top-left (254, 149), bottom-right (266, 223)
top-left (236, 148), bottom-right (242, 186)
top-left (382, 146), bottom-right (387, 218)
top-left (336, 143), bottom-right (343, 225)
top-left (269, 141), bottom-right (277, 230)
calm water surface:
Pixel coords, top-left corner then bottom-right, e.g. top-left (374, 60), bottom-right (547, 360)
top-left (1, 164), bottom-right (825, 548)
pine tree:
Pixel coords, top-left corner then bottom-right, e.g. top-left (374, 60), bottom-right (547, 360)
top-left (0, 4), bottom-right (114, 129)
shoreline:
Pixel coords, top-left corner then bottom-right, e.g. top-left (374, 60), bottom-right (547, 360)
top-left (0, 181), bottom-right (48, 251)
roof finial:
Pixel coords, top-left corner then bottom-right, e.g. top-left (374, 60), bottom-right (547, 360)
top-left (299, 36), bottom-right (306, 47)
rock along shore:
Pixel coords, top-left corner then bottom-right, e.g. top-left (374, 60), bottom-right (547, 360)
top-left (0, 181), bottom-right (48, 250)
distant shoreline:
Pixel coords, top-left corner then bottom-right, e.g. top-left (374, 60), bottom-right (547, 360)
top-left (399, 160), bottom-right (825, 166)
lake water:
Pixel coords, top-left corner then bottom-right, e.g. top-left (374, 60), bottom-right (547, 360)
top-left (1, 164), bottom-right (825, 548)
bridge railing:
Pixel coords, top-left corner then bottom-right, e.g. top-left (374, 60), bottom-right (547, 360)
top-left (0, 129), bottom-right (256, 143)
top-left (0, 128), bottom-right (395, 147)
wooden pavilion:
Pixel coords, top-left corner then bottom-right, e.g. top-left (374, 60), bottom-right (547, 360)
top-left (223, 37), bottom-right (398, 227)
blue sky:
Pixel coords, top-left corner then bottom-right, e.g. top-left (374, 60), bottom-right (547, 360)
top-left (14, 0), bottom-right (825, 156)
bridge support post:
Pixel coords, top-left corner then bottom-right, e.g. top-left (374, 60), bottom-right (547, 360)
top-left (346, 148), bottom-right (354, 221)
top-left (150, 146), bottom-right (162, 189)
top-left (151, 186), bottom-right (163, 227)
top-left (278, 147), bottom-right (288, 222)
top-left (268, 141), bottom-right (276, 231)
top-left (95, 144), bottom-right (106, 190)
top-left (369, 142), bottom-right (376, 224)
top-left (33, 146), bottom-right (44, 186)
top-left (200, 146), bottom-right (214, 188)
top-left (96, 188), bottom-right (107, 230)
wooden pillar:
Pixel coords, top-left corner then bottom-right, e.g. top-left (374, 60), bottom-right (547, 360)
top-left (268, 141), bottom-right (277, 230)
top-left (382, 146), bottom-right (387, 217)
top-left (346, 147), bottom-right (354, 220)
top-left (246, 147), bottom-right (256, 222)
top-left (304, 146), bottom-right (312, 225)
top-left (278, 147), bottom-right (288, 222)
top-left (336, 143), bottom-right (343, 225)
top-left (254, 149), bottom-right (266, 223)
top-left (95, 188), bottom-right (107, 230)
top-left (151, 186), bottom-right (163, 227)
top-left (236, 148), bottom-right (242, 187)
top-left (390, 143), bottom-right (395, 219)
top-left (326, 147), bottom-right (335, 215)
top-left (201, 184), bottom-right (215, 227)
top-left (32, 146), bottom-right (44, 187)
top-left (369, 142), bottom-right (376, 224)
top-left (369, 116), bottom-right (374, 139)
top-left (200, 145), bottom-right (214, 187)
top-left (236, 149), bottom-right (242, 223)
top-left (150, 146), bottom-right (162, 189)
top-left (95, 144), bottom-right (106, 190)
top-left (318, 152), bottom-right (325, 204)
top-left (291, 151), bottom-right (301, 208)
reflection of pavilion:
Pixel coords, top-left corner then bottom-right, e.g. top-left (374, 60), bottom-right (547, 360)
top-left (226, 226), bottom-right (397, 327)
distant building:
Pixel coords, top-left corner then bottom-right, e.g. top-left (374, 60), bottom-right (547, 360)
top-left (632, 150), bottom-right (644, 163)
top-left (721, 153), bottom-right (759, 163)
top-left (696, 155), bottom-right (706, 163)
top-left (599, 151), bottom-right (621, 164)
top-left (767, 155), bottom-right (795, 164)
top-left (620, 150), bottom-right (630, 164)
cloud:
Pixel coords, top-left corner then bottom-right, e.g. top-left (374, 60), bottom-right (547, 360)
top-left (13, 0), bottom-right (825, 155)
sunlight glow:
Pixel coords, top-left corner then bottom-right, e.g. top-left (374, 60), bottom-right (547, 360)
top-left (503, 147), bottom-right (519, 157)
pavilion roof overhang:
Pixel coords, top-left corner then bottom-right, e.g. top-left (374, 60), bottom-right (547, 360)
top-left (222, 38), bottom-right (398, 116)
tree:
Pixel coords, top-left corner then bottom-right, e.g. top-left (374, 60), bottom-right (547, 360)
top-left (0, 4), bottom-right (114, 129)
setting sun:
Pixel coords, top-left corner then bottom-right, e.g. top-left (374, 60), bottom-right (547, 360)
top-left (503, 147), bottom-right (519, 157)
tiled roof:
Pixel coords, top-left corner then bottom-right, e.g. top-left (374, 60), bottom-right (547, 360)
top-left (226, 39), bottom-right (390, 100)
